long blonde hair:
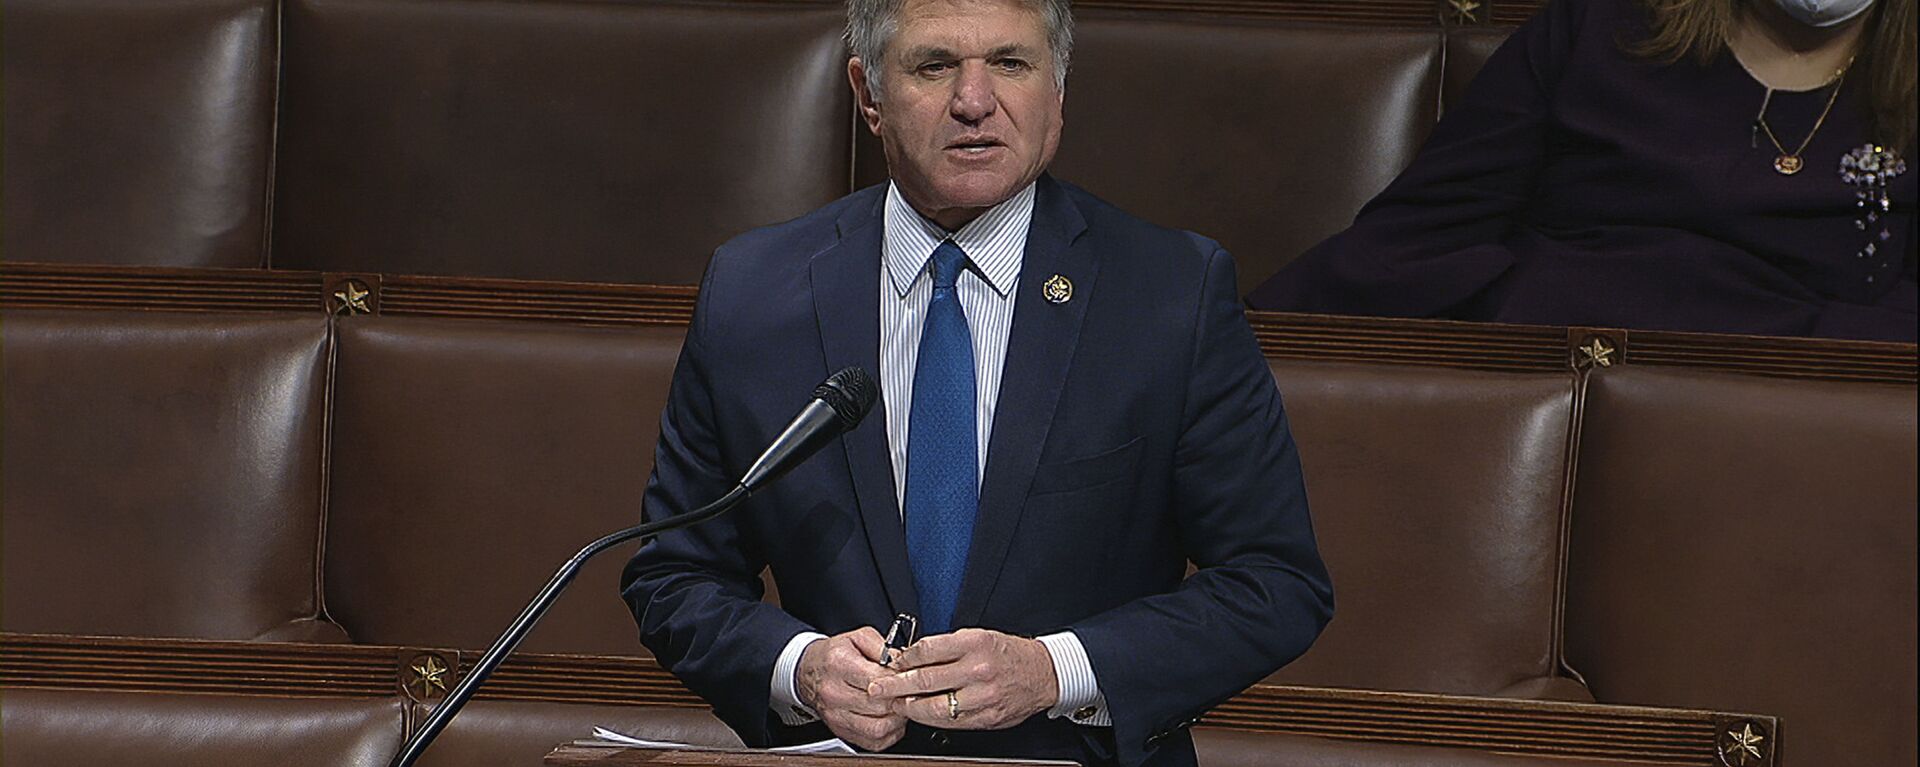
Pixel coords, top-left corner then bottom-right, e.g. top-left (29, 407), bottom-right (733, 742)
top-left (1632, 0), bottom-right (1916, 153)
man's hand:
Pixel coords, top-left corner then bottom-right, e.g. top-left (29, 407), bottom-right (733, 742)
top-left (795, 627), bottom-right (907, 751)
top-left (868, 628), bottom-right (1059, 730)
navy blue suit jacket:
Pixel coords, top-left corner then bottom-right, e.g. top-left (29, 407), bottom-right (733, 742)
top-left (622, 176), bottom-right (1332, 767)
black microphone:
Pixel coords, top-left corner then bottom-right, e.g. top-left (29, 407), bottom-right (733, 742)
top-left (741, 366), bottom-right (880, 492)
top-left (390, 367), bottom-right (877, 767)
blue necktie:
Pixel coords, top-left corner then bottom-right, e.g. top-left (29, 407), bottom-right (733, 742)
top-left (904, 241), bottom-right (978, 635)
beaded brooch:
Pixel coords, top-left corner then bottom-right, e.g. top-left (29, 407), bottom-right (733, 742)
top-left (1841, 144), bottom-right (1907, 284)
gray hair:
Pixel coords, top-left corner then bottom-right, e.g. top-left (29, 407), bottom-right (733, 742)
top-left (846, 0), bottom-right (1073, 96)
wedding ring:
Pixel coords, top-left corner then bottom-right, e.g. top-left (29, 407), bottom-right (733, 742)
top-left (946, 690), bottom-right (960, 720)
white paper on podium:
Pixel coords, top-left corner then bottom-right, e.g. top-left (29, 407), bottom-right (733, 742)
top-left (587, 726), bottom-right (856, 755)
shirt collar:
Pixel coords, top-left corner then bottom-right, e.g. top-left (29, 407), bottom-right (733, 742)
top-left (882, 181), bottom-right (1035, 299)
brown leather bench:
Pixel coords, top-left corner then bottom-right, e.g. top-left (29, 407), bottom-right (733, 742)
top-left (1, 2), bottom-right (1910, 763)
top-left (8, 264), bottom-right (1911, 766)
top-left (1566, 362), bottom-right (1919, 767)
top-left (4, 0), bottom-right (1519, 292)
top-left (317, 315), bottom-right (1590, 704)
top-left (268, 0), bottom-right (854, 285)
top-left (0, 0), bottom-right (278, 269)
top-left (0, 688), bottom-right (405, 767)
top-left (1046, 16), bottom-right (1442, 296)
top-left (1268, 360), bottom-right (1584, 699)
top-left (323, 316), bottom-right (687, 654)
top-left (0, 632), bottom-right (1782, 767)
top-left (0, 308), bottom-right (342, 643)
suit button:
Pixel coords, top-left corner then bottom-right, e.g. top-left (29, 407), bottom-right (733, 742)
top-left (929, 731), bottom-right (950, 747)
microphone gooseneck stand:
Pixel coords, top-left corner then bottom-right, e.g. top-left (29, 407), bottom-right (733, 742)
top-left (388, 483), bottom-right (748, 767)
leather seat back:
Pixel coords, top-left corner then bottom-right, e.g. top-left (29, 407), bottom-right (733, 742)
top-left (322, 316), bottom-right (686, 654)
top-left (1053, 16), bottom-right (1441, 296)
top-left (0, 689), bottom-right (403, 767)
top-left (270, 0), bottom-right (852, 285)
top-left (0, 309), bottom-right (337, 642)
top-left (1266, 360), bottom-right (1580, 696)
top-left (1565, 366), bottom-right (1918, 766)
top-left (2, 0), bottom-right (277, 268)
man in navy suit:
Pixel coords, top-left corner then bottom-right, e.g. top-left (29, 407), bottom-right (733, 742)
top-left (621, 0), bottom-right (1332, 764)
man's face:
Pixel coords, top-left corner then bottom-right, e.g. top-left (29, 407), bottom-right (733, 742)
top-left (850, 0), bottom-right (1064, 230)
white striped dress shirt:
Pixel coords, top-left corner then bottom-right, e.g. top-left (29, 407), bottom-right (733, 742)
top-left (878, 181), bottom-right (1031, 505)
top-left (771, 181), bottom-right (1110, 729)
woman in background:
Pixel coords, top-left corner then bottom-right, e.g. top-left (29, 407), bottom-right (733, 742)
top-left (1247, 0), bottom-right (1916, 342)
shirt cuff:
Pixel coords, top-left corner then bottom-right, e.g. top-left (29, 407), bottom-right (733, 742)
top-left (771, 631), bottom-right (829, 725)
top-left (1037, 631), bottom-right (1111, 727)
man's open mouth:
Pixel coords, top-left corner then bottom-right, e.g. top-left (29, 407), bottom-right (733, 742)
top-left (948, 138), bottom-right (1004, 153)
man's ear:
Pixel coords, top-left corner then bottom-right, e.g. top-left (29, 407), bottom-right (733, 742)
top-left (848, 57), bottom-right (884, 136)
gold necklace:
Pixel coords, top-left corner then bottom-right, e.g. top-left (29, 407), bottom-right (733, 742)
top-left (1753, 68), bottom-right (1847, 175)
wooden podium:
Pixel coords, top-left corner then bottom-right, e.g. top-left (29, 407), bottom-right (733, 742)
top-left (544, 743), bottom-right (1079, 766)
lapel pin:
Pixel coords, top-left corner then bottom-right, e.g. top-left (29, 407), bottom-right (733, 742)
top-left (1042, 274), bottom-right (1073, 304)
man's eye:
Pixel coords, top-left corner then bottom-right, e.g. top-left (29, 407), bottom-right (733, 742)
top-left (917, 61), bottom-right (953, 76)
top-left (994, 58), bottom-right (1032, 73)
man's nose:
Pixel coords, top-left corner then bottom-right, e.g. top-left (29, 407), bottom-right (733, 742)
top-left (948, 61), bottom-right (997, 124)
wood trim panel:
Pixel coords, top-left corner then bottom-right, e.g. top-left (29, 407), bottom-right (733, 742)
top-left (4, 262), bottom-right (1912, 384)
top-left (1489, 1), bottom-right (1546, 25)
top-left (1210, 685), bottom-right (1736, 763)
top-left (0, 262), bottom-right (320, 313)
top-left (378, 274), bottom-right (698, 327)
top-left (0, 633), bottom-right (1776, 766)
top-left (1248, 310), bottom-right (1570, 372)
top-left (1619, 328), bottom-right (1919, 384)
top-left (0, 633), bottom-right (393, 698)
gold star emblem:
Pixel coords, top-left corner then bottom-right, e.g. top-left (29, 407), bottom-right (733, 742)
top-left (332, 280), bottom-right (372, 316)
top-left (1577, 337), bottom-right (1617, 369)
top-left (407, 654), bottom-right (450, 699)
top-left (1720, 722), bottom-right (1768, 766)
top-left (1448, 0), bottom-right (1482, 23)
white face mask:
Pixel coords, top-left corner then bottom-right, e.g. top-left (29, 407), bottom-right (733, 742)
top-left (1772, 0), bottom-right (1875, 28)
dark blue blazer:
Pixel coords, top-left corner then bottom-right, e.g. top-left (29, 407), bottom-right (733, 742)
top-left (622, 176), bottom-right (1332, 767)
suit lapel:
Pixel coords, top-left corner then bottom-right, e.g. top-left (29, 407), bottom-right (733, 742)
top-left (951, 177), bottom-right (1093, 628)
top-left (811, 195), bottom-right (919, 619)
